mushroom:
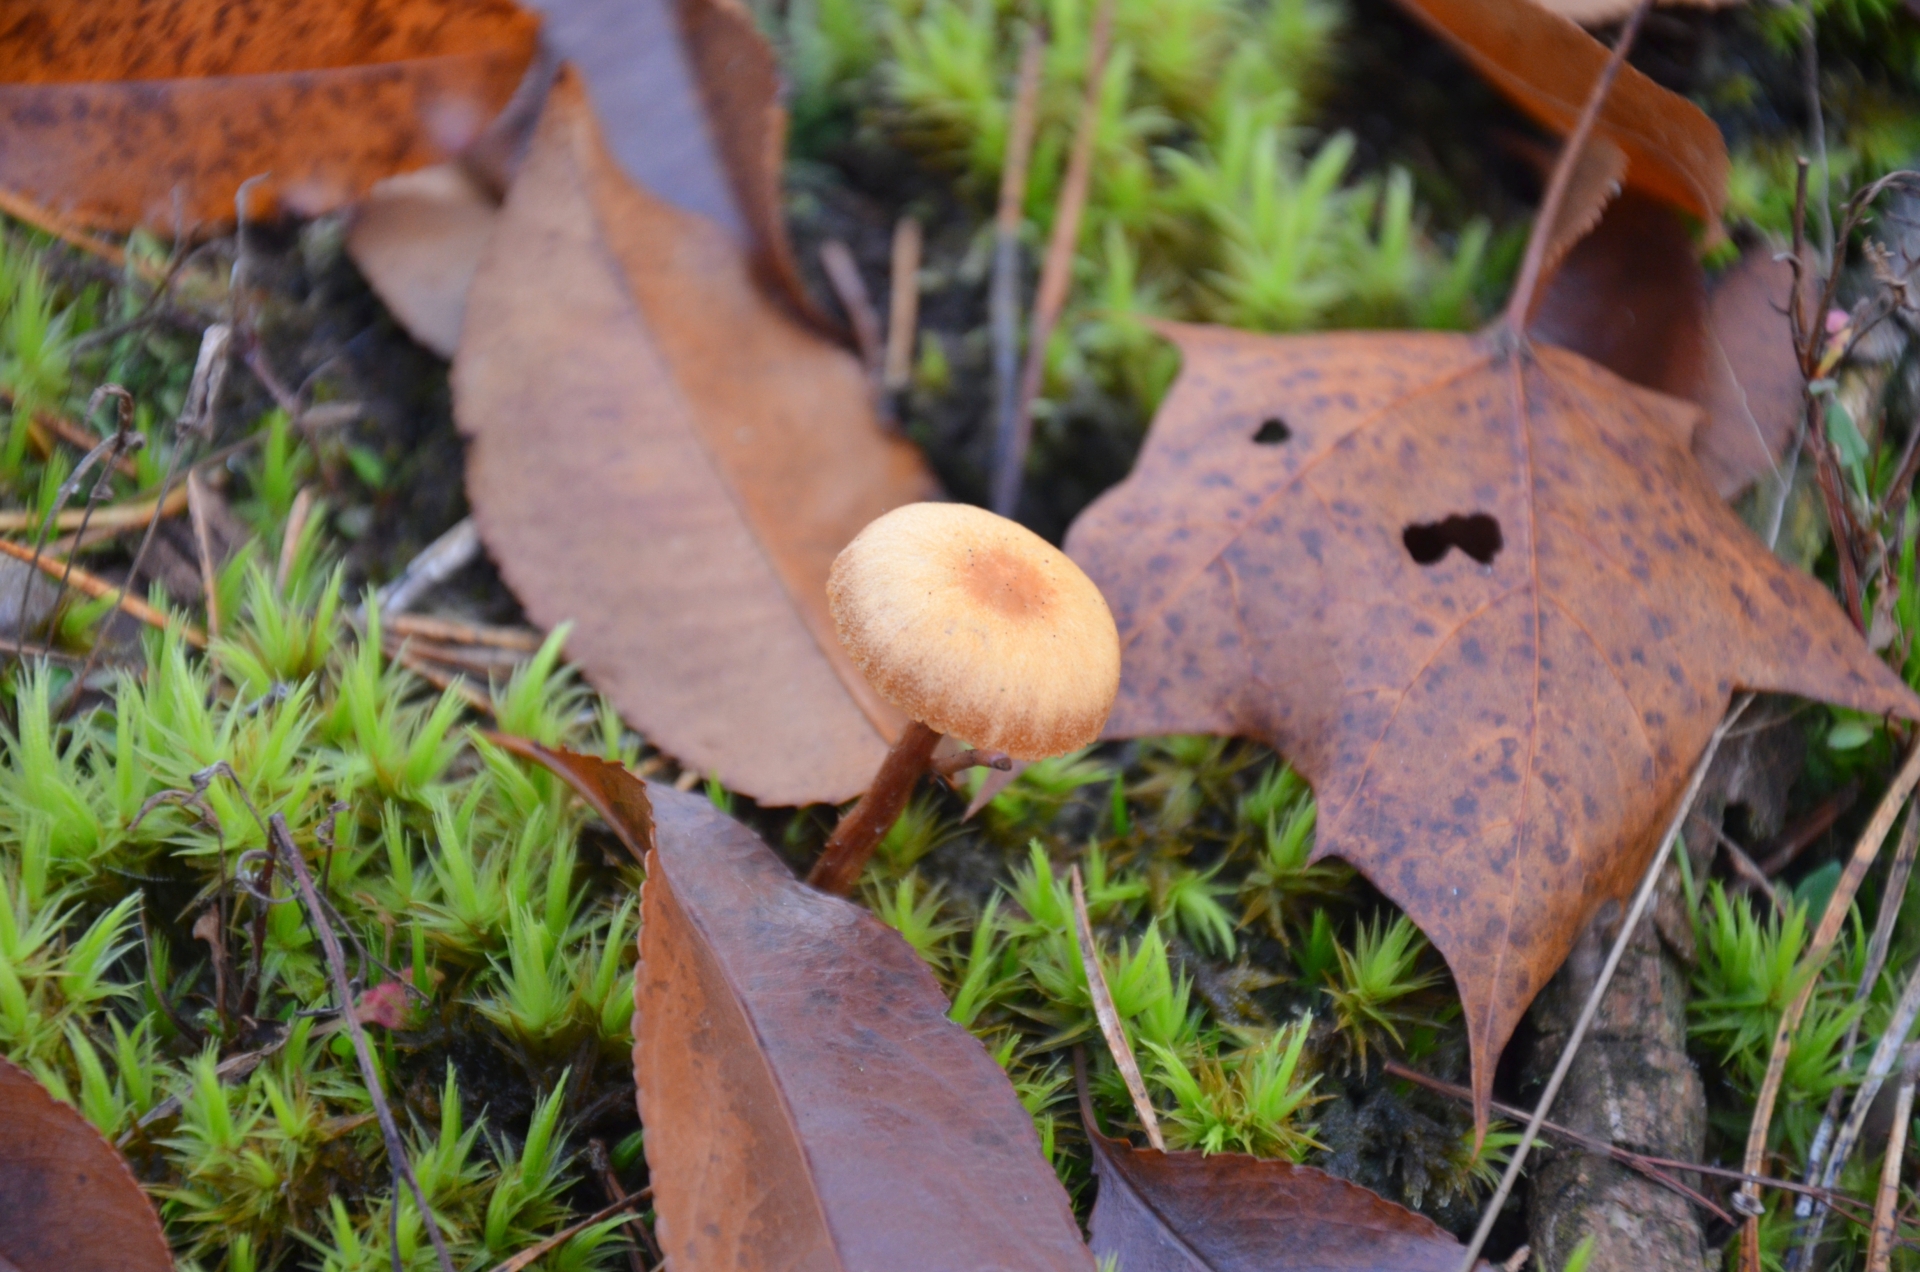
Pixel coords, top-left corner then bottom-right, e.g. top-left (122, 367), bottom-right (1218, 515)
top-left (806, 502), bottom-right (1122, 894)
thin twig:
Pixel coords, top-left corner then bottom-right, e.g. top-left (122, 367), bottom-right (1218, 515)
top-left (1802, 955), bottom-right (1920, 1260)
top-left (1070, 864), bottom-right (1165, 1150)
top-left (819, 239), bottom-right (885, 379)
top-left (588, 1138), bottom-right (658, 1272)
top-left (186, 469), bottom-right (222, 642)
top-left (0, 186), bottom-right (165, 283)
top-left (0, 486), bottom-right (189, 534)
top-left (370, 517), bottom-right (480, 618)
top-left (60, 323), bottom-right (229, 708)
top-left (0, 538), bottom-right (206, 646)
top-left (277, 487), bottom-right (315, 594)
top-left (1456, 693), bottom-right (1751, 1271)
top-left (1502, 0), bottom-right (1652, 330)
top-left (248, 798), bottom-right (456, 1272)
top-left (1796, 799), bottom-right (1920, 1244)
top-left (15, 387), bottom-right (140, 656)
top-left (883, 216), bottom-right (923, 393)
top-left (482, 1188), bottom-right (652, 1272)
top-left (1387, 1060), bottom-right (1881, 1227)
top-left (994, 0), bottom-right (1115, 518)
top-left (988, 30), bottom-right (1046, 519)
top-left (1739, 737), bottom-right (1920, 1267)
top-left (1865, 1048), bottom-right (1920, 1272)
top-left (385, 613), bottom-right (544, 652)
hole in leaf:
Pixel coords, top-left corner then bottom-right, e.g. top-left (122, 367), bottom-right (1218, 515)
top-left (1402, 514), bottom-right (1502, 566)
top-left (1252, 417), bottom-right (1291, 445)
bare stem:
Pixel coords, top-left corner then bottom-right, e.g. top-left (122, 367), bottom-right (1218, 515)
top-left (993, 0), bottom-right (1115, 517)
top-left (807, 720), bottom-right (943, 895)
top-left (1501, 0), bottom-right (1653, 332)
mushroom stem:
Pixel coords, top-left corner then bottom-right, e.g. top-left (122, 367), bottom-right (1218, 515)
top-left (807, 720), bottom-right (944, 895)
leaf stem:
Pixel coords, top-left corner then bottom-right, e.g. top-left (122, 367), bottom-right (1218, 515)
top-left (1501, 0), bottom-right (1654, 332)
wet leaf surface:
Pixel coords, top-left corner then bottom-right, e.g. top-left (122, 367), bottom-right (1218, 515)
top-left (0, 0), bottom-right (538, 229)
top-left (1388, 0), bottom-right (1727, 227)
top-left (1087, 1120), bottom-right (1487, 1271)
top-left (453, 72), bottom-right (935, 806)
top-left (0, 1056), bottom-right (172, 1272)
top-left (633, 780), bottom-right (1096, 1271)
top-left (1065, 319), bottom-right (1918, 1128)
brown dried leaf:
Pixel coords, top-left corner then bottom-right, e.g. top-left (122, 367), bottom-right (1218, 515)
top-left (1087, 1123), bottom-right (1487, 1271)
top-left (0, 1056), bottom-right (172, 1272)
top-left (349, 0), bottom-right (822, 356)
top-left (1532, 195), bottom-right (1804, 496)
top-left (1389, 0), bottom-right (1727, 227)
top-left (0, 0), bottom-right (538, 230)
top-left (349, 165), bottom-right (497, 359)
top-left (634, 780), bottom-right (1097, 1271)
top-left (1065, 321), bottom-right (1917, 1129)
top-left (453, 72), bottom-right (935, 806)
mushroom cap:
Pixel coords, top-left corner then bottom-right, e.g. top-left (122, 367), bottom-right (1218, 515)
top-left (827, 502), bottom-right (1121, 760)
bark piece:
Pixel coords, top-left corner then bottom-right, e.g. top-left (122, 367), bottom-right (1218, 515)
top-left (1524, 901), bottom-right (1708, 1272)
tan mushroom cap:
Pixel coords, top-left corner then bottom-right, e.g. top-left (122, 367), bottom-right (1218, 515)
top-left (827, 502), bottom-right (1122, 761)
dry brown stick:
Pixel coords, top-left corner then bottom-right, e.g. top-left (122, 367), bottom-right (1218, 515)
top-left (992, 1), bottom-right (1114, 518)
top-left (0, 186), bottom-right (166, 283)
top-left (0, 537), bottom-right (206, 646)
top-left (883, 217), bottom-right (923, 392)
top-left (1071, 864), bottom-right (1165, 1150)
top-left (1457, 688), bottom-right (1749, 1271)
top-left (3, 394), bottom-right (142, 480)
top-left (1715, 825), bottom-right (1786, 913)
top-left (0, 485), bottom-right (188, 533)
top-left (483, 1188), bottom-right (653, 1272)
top-left (257, 808), bottom-right (456, 1272)
top-left (1801, 959), bottom-right (1920, 1261)
top-left (820, 239), bottom-right (885, 378)
top-left (277, 487), bottom-right (316, 594)
top-left (1865, 1048), bottom-right (1920, 1272)
top-left (1739, 737), bottom-right (1920, 1266)
top-left (384, 634), bottom-right (528, 673)
top-left (385, 613), bottom-right (546, 652)
top-left (186, 469), bottom-right (221, 642)
top-left (988, 31), bottom-right (1047, 520)
top-left (1798, 798), bottom-right (1920, 1235)
top-left (371, 518), bottom-right (480, 618)
top-left (587, 1138), bottom-right (658, 1272)
top-left (386, 642), bottom-right (493, 713)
